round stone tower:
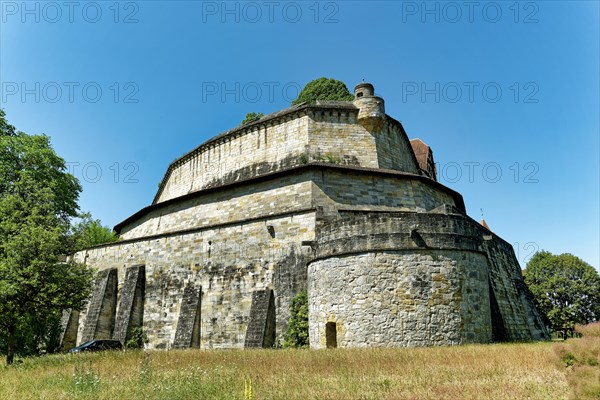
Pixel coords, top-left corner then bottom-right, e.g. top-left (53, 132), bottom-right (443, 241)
top-left (353, 82), bottom-right (385, 130)
top-left (307, 213), bottom-right (496, 349)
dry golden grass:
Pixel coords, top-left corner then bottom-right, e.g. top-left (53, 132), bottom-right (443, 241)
top-left (554, 322), bottom-right (600, 399)
top-left (0, 342), bottom-right (570, 400)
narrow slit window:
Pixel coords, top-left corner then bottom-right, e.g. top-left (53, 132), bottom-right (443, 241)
top-left (326, 322), bottom-right (337, 348)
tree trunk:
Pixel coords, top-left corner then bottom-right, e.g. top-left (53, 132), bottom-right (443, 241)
top-left (6, 323), bottom-right (16, 365)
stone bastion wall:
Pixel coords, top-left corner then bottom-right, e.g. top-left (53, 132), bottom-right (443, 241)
top-left (71, 210), bottom-right (314, 350)
top-left (307, 212), bottom-right (550, 348)
top-left (65, 166), bottom-right (465, 350)
top-left (155, 103), bottom-right (419, 204)
top-left (60, 81), bottom-right (550, 351)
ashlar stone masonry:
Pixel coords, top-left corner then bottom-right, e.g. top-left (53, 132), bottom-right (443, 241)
top-left (63, 82), bottom-right (549, 350)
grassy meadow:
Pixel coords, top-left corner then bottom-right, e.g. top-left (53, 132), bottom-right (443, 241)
top-left (1, 323), bottom-right (599, 400)
top-left (2, 339), bottom-right (592, 400)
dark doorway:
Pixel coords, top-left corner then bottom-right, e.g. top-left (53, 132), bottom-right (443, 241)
top-left (326, 322), bottom-right (337, 348)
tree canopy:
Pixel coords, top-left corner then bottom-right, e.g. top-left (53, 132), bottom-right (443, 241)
top-left (291, 78), bottom-right (354, 105)
top-left (0, 109), bottom-right (95, 364)
top-left (523, 251), bottom-right (600, 339)
top-left (70, 212), bottom-right (119, 251)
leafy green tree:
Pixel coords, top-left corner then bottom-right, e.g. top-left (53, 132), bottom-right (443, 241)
top-left (0, 310), bottom-right (63, 358)
top-left (70, 212), bottom-right (119, 251)
top-left (283, 290), bottom-right (309, 348)
top-left (0, 110), bottom-right (16, 137)
top-left (291, 78), bottom-right (354, 105)
top-left (241, 112), bottom-right (264, 125)
top-left (0, 110), bottom-right (95, 364)
top-left (523, 251), bottom-right (600, 339)
top-left (125, 327), bottom-right (149, 349)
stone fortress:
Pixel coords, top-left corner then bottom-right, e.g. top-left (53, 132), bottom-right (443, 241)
top-left (60, 82), bottom-right (549, 351)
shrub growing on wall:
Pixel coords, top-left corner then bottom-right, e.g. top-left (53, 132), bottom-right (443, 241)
top-left (241, 112), bottom-right (264, 125)
top-left (291, 78), bottom-right (354, 105)
top-left (283, 290), bottom-right (309, 348)
top-left (125, 327), bottom-right (149, 349)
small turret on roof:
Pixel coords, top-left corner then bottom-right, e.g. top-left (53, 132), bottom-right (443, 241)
top-left (480, 219), bottom-right (491, 231)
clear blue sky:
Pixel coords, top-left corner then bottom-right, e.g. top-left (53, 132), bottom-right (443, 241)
top-left (1, 1), bottom-right (598, 269)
